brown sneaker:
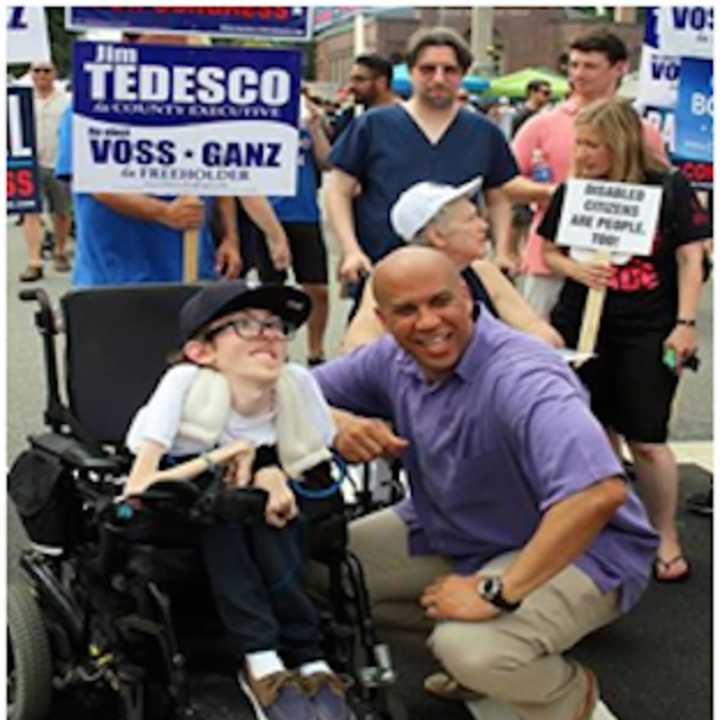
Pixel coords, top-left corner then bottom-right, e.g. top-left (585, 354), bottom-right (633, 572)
top-left (424, 671), bottom-right (484, 702)
top-left (300, 672), bottom-right (354, 720)
top-left (53, 253), bottom-right (71, 272)
top-left (239, 669), bottom-right (315, 720)
top-left (19, 265), bottom-right (43, 282)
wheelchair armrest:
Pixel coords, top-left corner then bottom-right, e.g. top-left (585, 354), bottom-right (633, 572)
top-left (29, 432), bottom-right (130, 473)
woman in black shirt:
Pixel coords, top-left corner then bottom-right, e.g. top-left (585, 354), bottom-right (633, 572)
top-left (539, 98), bottom-right (710, 583)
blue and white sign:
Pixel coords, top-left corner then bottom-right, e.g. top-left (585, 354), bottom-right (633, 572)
top-left (6, 87), bottom-right (41, 214)
top-left (66, 7), bottom-right (311, 41)
top-left (7, 6), bottom-right (51, 64)
top-left (637, 47), bottom-right (680, 109)
top-left (72, 42), bottom-right (301, 196)
top-left (675, 58), bottom-right (713, 162)
top-left (658, 6), bottom-right (714, 59)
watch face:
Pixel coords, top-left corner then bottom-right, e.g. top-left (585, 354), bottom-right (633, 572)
top-left (481, 577), bottom-right (500, 600)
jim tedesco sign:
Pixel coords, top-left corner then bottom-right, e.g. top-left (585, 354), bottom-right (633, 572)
top-left (557, 180), bottom-right (663, 260)
top-left (7, 87), bottom-right (41, 214)
top-left (72, 41), bottom-right (301, 195)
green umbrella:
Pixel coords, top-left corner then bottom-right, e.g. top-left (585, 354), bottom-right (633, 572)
top-left (484, 67), bottom-right (569, 100)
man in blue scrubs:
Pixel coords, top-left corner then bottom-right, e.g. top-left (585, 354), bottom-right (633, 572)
top-left (325, 27), bottom-right (519, 286)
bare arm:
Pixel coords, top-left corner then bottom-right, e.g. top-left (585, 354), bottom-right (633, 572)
top-left (239, 195), bottom-right (290, 270)
top-left (306, 101), bottom-right (332, 170)
top-left (664, 240), bottom-right (706, 367)
top-left (542, 239), bottom-right (612, 290)
top-left (502, 175), bottom-right (556, 205)
top-left (214, 196), bottom-right (242, 278)
top-left (93, 193), bottom-right (205, 230)
top-left (324, 167), bottom-right (372, 282)
top-left (422, 477), bottom-right (627, 620)
top-left (472, 260), bottom-right (564, 348)
top-left (341, 275), bottom-right (385, 352)
top-left (485, 186), bottom-right (515, 273)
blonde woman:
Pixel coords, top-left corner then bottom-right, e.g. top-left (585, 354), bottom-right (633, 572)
top-left (539, 98), bottom-right (710, 583)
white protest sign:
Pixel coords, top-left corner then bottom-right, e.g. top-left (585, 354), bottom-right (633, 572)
top-left (72, 41), bottom-right (301, 196)
top-left (658, 6), bottom-right (714, 60)
top-left (7, 7), bottom-right (51, 64)
top-left (557, 179), bottom-right (663, 261)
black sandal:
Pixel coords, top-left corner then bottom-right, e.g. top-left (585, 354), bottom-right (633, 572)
top-left (19, 265), bottom-right (43, 282)
top-left (653, 555), bottom-right (691, 583)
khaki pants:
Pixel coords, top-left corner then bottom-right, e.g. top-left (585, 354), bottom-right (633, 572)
top-left (349, 508), bottom-right (621, 720)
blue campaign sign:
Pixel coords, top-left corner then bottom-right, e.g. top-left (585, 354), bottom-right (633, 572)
top-left (675, 58), bottom-right (714, 163)
top-left (72, 41), bottom-right (301, 196)
top-left (66, 7), bottom-right (311, 41)
top-left (6, 87), bottom-right (41, 214)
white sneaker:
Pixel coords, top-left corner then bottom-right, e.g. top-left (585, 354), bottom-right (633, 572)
top-left (466, 697), bottom-right (520, 720)
top-left (591, 699), bottom-right (619, 719)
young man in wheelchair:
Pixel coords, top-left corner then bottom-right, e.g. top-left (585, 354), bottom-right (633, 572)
top-left (124, 280), bottom-right (353, 720)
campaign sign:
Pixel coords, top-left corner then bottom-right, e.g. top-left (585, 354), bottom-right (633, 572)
top-left (557, 180), bottom-right (662, 258)
top-left (72, 42), bottom-right (301, 196)
top-left (67, 7), bottom-right (311, 41)
top-left (6, 87), bottom-right (41, 214)
top-left (637, 45), bottom-right (680, 109)
top-left (7, 6), bottom-right (51, 64)
top-left (658, 6), bottom-right (714, 59)
top-left (675, 58), bottom-right (713, 163)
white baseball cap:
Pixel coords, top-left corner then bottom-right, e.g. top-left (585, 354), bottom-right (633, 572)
top-left (390, 176), bottom-right (484, 242)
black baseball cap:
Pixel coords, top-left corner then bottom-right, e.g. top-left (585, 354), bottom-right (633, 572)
top-left (180, 280), bottom-right (312, 342)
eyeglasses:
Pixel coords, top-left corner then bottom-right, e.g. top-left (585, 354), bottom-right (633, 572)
top-left (204, 315), bottom-right (296, 342)
top-left (32, 68), bottom-right (53, 74)
top-left (416, 63), bottom-right (462, 78)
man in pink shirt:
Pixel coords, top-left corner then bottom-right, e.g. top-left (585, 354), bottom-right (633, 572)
top-left (508, 31), bottom-right (667, 316)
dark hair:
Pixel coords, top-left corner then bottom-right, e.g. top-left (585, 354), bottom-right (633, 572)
top-left (570, 31), bottom-right (628, 65)
top-left (526, 79), bottom-right (551, 97)
top-left (354, 53), bottom-right (393, 84)
top-left (405, 26), bottom-right (473, 72)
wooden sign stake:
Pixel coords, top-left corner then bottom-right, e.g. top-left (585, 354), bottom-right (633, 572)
top-left (574, 248), bottom-right (611, 367)
top-left (183, 228), bottom-right (199, 282)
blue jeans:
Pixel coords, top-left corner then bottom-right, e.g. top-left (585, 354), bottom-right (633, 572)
top-left (201, 517), bottom-right (322, 667)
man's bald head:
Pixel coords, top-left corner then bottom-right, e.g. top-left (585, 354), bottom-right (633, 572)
top-left (372, 247), bottom-right (474, 382)
top-left (373, 246), bottom-right (462, 310)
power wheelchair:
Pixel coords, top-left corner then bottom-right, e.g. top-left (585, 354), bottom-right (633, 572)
top-left (8, 284), bottom-right (406, 720)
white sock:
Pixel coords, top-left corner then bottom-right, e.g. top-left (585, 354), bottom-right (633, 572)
top-left (298, 660), bottom-right (333, 677)
top-left (246, 651), bottom-right (285, 679)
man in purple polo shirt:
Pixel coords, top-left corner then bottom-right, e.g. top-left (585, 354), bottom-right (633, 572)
top-left (313, 247), bottom-right (658, 720)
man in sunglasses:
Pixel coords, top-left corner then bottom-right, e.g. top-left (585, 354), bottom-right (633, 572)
top-left (19, 60), bottom-right (72, 282)
top-left (511, 80), bottom-right (553, 137)
top-left (325, 27), bottom-right (521, 299)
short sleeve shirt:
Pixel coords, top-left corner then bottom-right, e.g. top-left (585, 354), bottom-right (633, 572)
top-left (329, 104), bottom-right (519, 261)
top-left (314, 314), bottom-right (659, 612)
top-left (538, 171), bottom-right (711, 328)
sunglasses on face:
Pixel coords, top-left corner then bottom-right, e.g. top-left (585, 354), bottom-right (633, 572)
top-left (32, 68), bottom-right (53, 74)
top-left (204, 315), bottom-right (296, 342)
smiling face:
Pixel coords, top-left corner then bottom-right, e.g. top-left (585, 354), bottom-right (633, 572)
top-left (409, 45), bottom-right (464, 110)
top-left (374, 248), bottom-right (474, 382)
top-left (187, 308), bottom-right (289, 385)
top-left (573, 125), bottom-right (612, 179)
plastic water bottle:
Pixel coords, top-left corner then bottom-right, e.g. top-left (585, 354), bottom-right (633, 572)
top-left (531, 148), bottom-right (553, 183)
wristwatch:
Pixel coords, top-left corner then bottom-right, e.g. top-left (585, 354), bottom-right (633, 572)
top-left (477, 576), bottom-right (522, 612)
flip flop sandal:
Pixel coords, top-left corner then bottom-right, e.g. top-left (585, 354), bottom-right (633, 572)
top-left (653, 555), bottom-right (691, 583)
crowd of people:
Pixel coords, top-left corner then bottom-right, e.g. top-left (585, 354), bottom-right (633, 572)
top-left (12, 22), bottom-right (712, 720)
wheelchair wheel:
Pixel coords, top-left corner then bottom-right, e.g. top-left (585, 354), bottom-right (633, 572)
top-left (7, 582), bottom-right (53, 720)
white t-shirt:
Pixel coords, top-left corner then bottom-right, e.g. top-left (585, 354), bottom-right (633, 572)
top-left (126, 362), bottom-right (335, 458)
top-left (34, 88), bottom-right (70, 168)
